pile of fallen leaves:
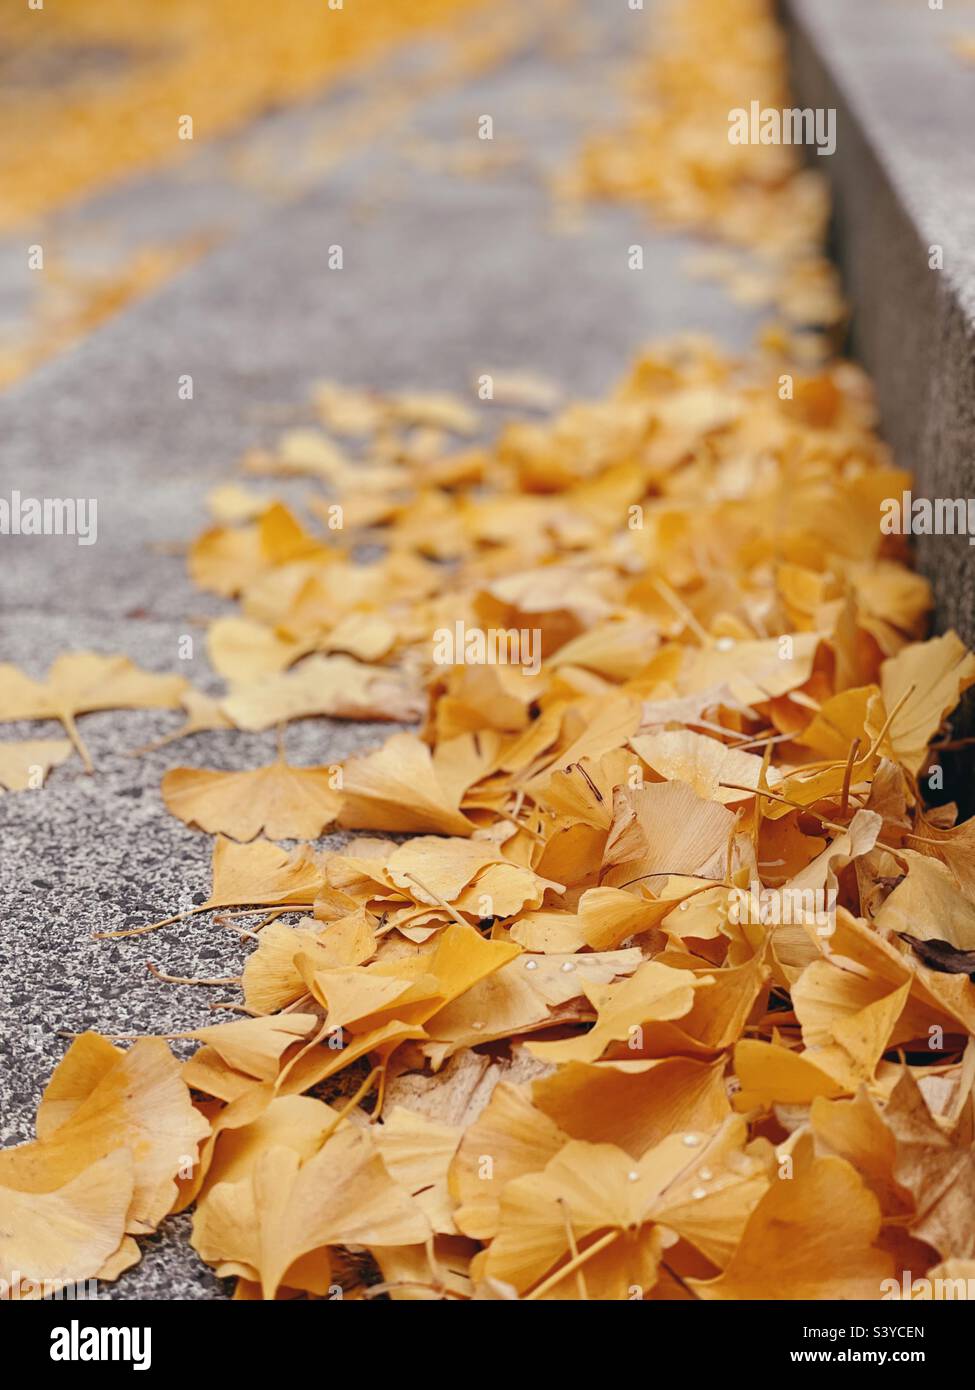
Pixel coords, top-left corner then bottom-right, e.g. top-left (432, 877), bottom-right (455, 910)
top-left (5, 337), bottom-right (975, 1301)
top-left (573, 0), bottom-right (845, 353)
top-left (0, 0), bottom-right (491, 229)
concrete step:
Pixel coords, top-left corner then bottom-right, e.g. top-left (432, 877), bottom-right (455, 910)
top-left (784, 0), bottom-right (975, 644)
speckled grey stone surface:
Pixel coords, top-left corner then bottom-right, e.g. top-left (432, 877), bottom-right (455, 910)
top-left (0, 1), bottom-right (762, 1298)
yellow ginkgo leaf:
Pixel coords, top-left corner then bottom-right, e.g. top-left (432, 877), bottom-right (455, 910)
top-left (531, 1056), bottom-right (731, 1157)
top-left (162, 759), bottom-right (341, 840)
top-left (678, 633), bottom-right (820, 705)
top-left (182, 1016), bottom-right (319, 1082)
top-left (0, 738), bottom-right (72, 791)
top-left (450, 1084), bottom-right (569, 1241)
top-left (207, 616), bottom-right (308, 685)
top-left (528, 960), bottom-right (704, 1065)
top-left (880, 630), bottom-right (975, 773)
top-left (421, 948), bottom-right (642, 1062)
top-left (0, 653), bottom-right (186, 771)
top-left (191, 1127), bottom-right (430, 1298)
top-left (689, 1155), bottom-right (892, 1299)
top-left (472, 1139), bottom-right (674, 1300)
top-left (338, 732), bottom-right (477, 836)
top-left (241, 910), bottom-right (376, 1014)
top-left (205, 836), bottom-right (324, 908)
top-left (375, 1108), bottom-right (462, 1234)
top-left (875, 853), bottom-right (975, 950)
top-left (182, 1092), bottom-right (344, 1212)
top-left (1, 1150), bottom-right (134, 1294)
top-left (383, 835), bottom-right (505, 902)
top-left (0, 1037), bottom-right (209, 1235)
top-left (630, 728), bottom-right (781, 804)
top-left (881, 1068), bottom-right (975, 1261)
top-left (810, 1090), bottom-right (911, 1217)
top-left (602, 780), bottom-right (735, 888)
top-left (221, 654), bottom-right (424, 731)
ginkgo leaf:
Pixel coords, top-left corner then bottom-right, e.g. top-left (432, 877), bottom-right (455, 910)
top-left (809, 907), bottom-right (975, 1041)
top-left (450, 1084), bottom-right (569, 1241)
top-left (641, 1118), bottom-right (770, 1268)
top-left (372, 1234), bottom-right (474, 1301)
top-left (602, 780), bottom-right (735, 888)
top-left (221, 654), bottom-right (423, 730)
top-left (311, 379), bottom-right (382, 434)
top-left (305, 922), bottom-right (520, 1038)
top-left (383, 836), bottom-right (506, 902)
top-left (189, 521), bottom-right (264, 597)
top-left (789, 974), bottom-right (911, 1094)
top-left (630, 728), bottom-right (782, 804)
top-left (527, 960), bottom-right (704, 1065)
top-left (880, 630), bottom-right (975, 773)
top-left (733, 1038), bottom-right (846, 1108)
top-left (205, 836), bottom-right (324, 908)
top-left (261, 429), bottom-right (353, 481)
top-left (208, 616), bottom-right (308, 685)
top-left (338, 732), bottom-right (477, 835)
top-left (421, 948), bottom-right (641, 1062)
top-left (389, 389), bottom-right (479, 434)
top-left (191, 1126), bottom-right (430, 1298)
top-left (241, 910), bottom-right (376, 1014)
top-left (0, 653), bottom-right (186, 771)
top-left (182, 1016), bottom-right (319, 1082)
top-left (35, 1033), bottom-right (123, 1141)
top-left (882, 1068), bottom-right (975, 1260)
top-left (810, 1090), bottom-right (912, 1217)
top-left (374, 1108), bottom-right (462, 1234)
top-left (190, 503), bottom-right (327, 597)
top-left (0, 1150), bottom-right (134, 1293)
top-left (533, 751), bottom-right (626, 831)
top-left (0, 1037), bottom-right (209, 1235)
top-left (578, 884), bottom-right (685, 951)
top-left (323, 612), bottom-right (399, 663)
top-left (180, 1091), bottom-right (340, 1213)
top-left (207, 481), bottom-right (274, 524)
top-left (272, 924), bottom-right (521, 1097)
top-left (472, 1139), bottom-right (674, 1299)
top-left (531, 1056), bottom-right (731, 1157)
top-left (689, 1155), bottom-right (892, 1299)
top-left (0, 738), bottom-right (72, 791)
top-left (876, 854), bottom-right (975, 952)
top-left (678, 633), bottom-right (820, 705)
top-left (905, 810), bottom-right (975, 902)
top-left (162, 759), bottom-right (341, 840)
